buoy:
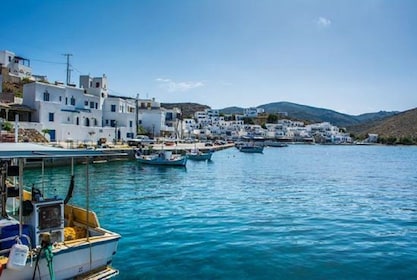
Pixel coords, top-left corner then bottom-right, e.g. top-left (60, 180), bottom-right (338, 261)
top-left (7, 243), bottom-right (29, 271)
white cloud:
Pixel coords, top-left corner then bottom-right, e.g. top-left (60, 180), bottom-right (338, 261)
top-left (155, 78), bottom-right (204, 92)
top-left (316, 17), bottom-right (331, 28)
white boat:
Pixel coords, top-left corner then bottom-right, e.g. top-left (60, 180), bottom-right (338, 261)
top-left (238, 143), bottom-right (264, 153)
top-left (263, 140), bottom-right (288, 147)
top-left (0, 143), bottom-right (123, 279)
top-left (186, 149), bottom-right (213, 161)
top-left (135, 150), bottom-right (187, 166)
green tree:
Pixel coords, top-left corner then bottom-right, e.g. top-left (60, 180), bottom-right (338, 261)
top-left (243, 117), bottom-right (254, 125)
top-left (266, 114), bottom-right (278, 124)
top-left (2, 122), bottom-right (13, 132)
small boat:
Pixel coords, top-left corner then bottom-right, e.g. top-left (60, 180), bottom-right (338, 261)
top-left (263, 140), bottom-right (288, 147)
top-left (186, 149), bottom-right (213, 161)
top-left (0, 143), bottom-right (124, 279)
top-left (238, 143), bottom-right (264, 153)
top-left (135, 150), bottom-right (187, 166)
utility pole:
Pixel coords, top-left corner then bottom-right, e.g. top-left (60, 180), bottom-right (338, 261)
top-left (136, 94), bottom-right (139, 136)
top-left (62, 53), bottom-right (73, 85)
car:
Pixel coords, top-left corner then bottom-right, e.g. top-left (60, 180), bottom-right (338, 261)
top-left (204, 142), bottom-right (213, 147)
top-left (127, 135), bottom-right (155, 146)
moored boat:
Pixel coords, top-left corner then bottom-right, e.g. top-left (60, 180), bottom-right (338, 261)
top-left (263, 140), bottom-right (289, 147)
top-left (186, 149), bottom-right (213, 161)
top-left (0, 143), bottom-right (124, 279)
top-left (135, 150), bottom-right (187, 166)
top-left (238, 143), bottom-right (264, 153)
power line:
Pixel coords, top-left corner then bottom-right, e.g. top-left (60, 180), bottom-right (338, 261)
top-left (31, 58), bottom-right (66, 65)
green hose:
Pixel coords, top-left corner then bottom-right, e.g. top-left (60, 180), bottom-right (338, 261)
top-left (45, 245), bottom-right (55, 280)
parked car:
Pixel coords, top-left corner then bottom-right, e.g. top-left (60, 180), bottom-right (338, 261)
top-left (204, 141), bottom-right (214, 147)
top-left (127, 135), bottom-right (155, 147)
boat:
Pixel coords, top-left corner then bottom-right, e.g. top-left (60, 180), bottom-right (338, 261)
top-left (135, 150), bottom-right (187, 166)
top-left (263, 140), bottom-right (288, 147)
top-left (238, 143), bottom-right (264, 153)
top-left (0, 143), bottom-right (124, 279)
top-left (186, 149), bottom-right (213, 161)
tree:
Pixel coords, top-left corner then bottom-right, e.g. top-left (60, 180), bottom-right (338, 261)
top-left (266, 114), bottom-right (278, 124)
top-left (243, 117), bottom-right (254, 125)
top-left (42, 128), bottom-right (50, 136)
top-left (3, 122), bottom-right (13, 132)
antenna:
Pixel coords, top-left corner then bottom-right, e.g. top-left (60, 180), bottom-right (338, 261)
top-left (62, 53), bottom-right (73, 85)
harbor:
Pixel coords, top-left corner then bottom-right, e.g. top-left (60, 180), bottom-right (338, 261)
top-left (19, 144), bottom-right (417, 279)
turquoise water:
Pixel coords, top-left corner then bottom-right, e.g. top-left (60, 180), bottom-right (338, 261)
top-left (24, 145), bottom-right (417, 279)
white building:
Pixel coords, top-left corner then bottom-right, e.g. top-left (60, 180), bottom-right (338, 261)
top-left (21, 77), bottom-right (115, 143)
top-left (0, 50), bottom-right (32, 79)
top-left (243, 107), bottom-right (264, 118)
top-left (102, 95), bottom-right (137, 140)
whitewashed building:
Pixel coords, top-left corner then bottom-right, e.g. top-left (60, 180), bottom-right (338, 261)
top-left (21, 76), bottom-right (115, 143)
top-left (0, 50), bottom-right (32, 80)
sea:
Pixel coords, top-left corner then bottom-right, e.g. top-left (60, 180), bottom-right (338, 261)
top-left (23, 144), bottom-right (417, 279)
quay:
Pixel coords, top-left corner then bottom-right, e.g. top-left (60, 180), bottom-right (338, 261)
top-left (25, 142), bottom-right (236, 167)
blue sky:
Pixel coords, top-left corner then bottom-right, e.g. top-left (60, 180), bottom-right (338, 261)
top-left (1, 0), bottom-right (416, 115)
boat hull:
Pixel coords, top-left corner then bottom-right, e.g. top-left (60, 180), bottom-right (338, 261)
top-left (187, 152), bottom-right (213, 161)
top-left (239, 146), bottom-right (264, 153)
top-left (135, 154), bottom-right (187, 166)
top-left (1, 233), bottom-right (120, 280)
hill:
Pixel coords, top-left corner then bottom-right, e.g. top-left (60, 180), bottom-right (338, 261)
top-left (347, 108), bottom-right (417, 141)
top-left (161, 101), bottom-right (415, 142)
top-left (220, 102), bottom-right (396, 128)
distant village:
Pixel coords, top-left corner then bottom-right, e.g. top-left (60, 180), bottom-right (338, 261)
top-left (0, 49), bottom-right (377, 146)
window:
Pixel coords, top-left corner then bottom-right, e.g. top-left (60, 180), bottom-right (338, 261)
top-left (105, 120), bottom-right (109, 125)
top-left (111, 105), bottom-right (116, 112)
top-left (85, 101), bottom-right (88, 106)
top-left (70, 97), bottom-right (75, 106)
top-left (129, 121), bottom-right (133, 127)
top-left (76, 117), bottom-right (79, 125)
top-left (48, 113), bottom-right (54, 122)
top-left (90, 101), bottom-right (94, 109)
top-left (65, 97), bottom-right (68, 105)
top-left (95, 82), bottom-right (100, 88)
top-left (95, 103), bottom-right (98, 109)
top-left (43, 91), bottom-right (50, 101)
top-left (59, 96), bottom-right (62, 102)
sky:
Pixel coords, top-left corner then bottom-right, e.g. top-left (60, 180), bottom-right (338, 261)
top-left (1, 0), bottom-right (417, 115)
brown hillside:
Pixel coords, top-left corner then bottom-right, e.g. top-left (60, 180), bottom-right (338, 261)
top-left (348, 108), bottom-right (417, 139)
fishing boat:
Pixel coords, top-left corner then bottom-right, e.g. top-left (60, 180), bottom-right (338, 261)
top-left (238, 143), bottom-right (264, 153)
top-left (135, 150), bottom-right (187, 166)
top-left (263, 140), bottom-right (288, 148)
top-left (0, 143), bottom-right (124, 279)
top-left (186, 148), bottom-right (213, 161)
